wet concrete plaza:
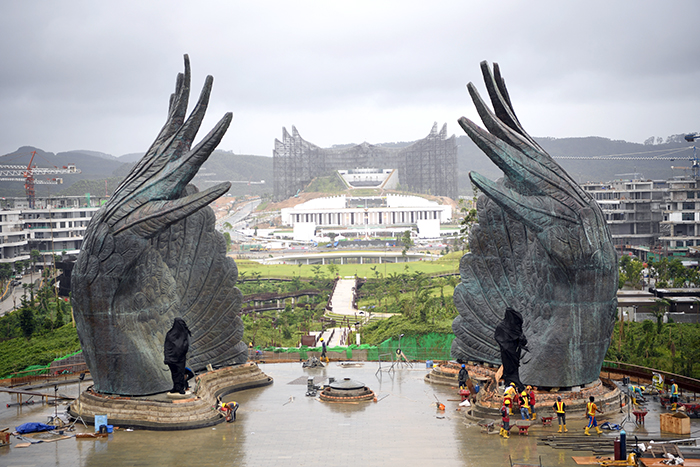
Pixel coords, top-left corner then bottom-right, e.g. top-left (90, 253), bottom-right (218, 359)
top-left (0, 362), bottom-right (697, 467)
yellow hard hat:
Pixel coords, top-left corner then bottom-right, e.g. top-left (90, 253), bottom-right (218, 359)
top-left (641, 386), bottom-right (646, 391)
top-left (504, 399), bottom-right (511, 404)
top-left (320, 338), bottom-right (324, 341)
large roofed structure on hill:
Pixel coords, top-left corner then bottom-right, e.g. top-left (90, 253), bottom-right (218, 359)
top-left (273, 123), bottom-right (458, 201)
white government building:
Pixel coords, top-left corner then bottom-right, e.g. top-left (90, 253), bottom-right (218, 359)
top-left (280, 194), bottom-right (452, 242)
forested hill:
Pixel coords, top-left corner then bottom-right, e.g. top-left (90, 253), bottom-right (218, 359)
top-left (456, 135), bottom-right (693, 195)
top-left (0, 147), bottom-right (125, 198)
top-left (1, 135), bottom-right (695, 199)
top-left (0, 147), bottom-right (274, 198)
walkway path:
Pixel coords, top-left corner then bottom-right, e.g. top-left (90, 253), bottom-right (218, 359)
top-left (313, 278), bottom-right (357, 347)
top-left (319, 278), bottom-right (395, 347)
top-left (328, 278), bottom-right (357, 316)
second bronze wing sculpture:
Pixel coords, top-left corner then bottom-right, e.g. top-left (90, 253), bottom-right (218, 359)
top-left (451, 62), bottom-right (618, 388)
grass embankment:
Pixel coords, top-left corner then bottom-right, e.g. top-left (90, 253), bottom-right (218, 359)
top-left (0, 325), bottom-right (81, 378)
top-left (605, 320), bottom-right (700, 379)
top-left (359, 315), bottom-right (453, 344)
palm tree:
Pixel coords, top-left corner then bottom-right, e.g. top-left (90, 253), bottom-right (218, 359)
top-left (29, 249), bottom-right (41, 283)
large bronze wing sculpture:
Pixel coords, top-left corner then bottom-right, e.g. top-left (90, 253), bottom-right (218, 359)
top-left (72, 56), bottom-right (246, 395)
top-left (451, 62), bottom-right (618, 388)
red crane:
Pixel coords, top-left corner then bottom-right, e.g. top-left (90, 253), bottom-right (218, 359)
top-left (0, 151), bottom-right (81, 208)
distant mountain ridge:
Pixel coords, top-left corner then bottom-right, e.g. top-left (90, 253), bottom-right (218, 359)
top-left (0, 147), bottom-right (275, 198)
top-left (0, 146), bottom-right (125, 197)
top-left (1, 135), bottom-right (695, 199)
top-left (456, 135), bottom-right (693, 195)
top-left (118, 152), bottom-right (145, 163)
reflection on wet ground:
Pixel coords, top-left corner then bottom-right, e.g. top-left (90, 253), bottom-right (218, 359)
top-left (0, 362), bottom-right (697, 466)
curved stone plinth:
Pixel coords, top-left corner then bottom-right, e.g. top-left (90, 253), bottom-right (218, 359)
top-left (68, 362), bottom-right (272, 431)
top-left (425, 362), bottom-right (621, 419)
top-left (319, 387), bottom-right (376, 403)
top-left (319, 377), bottom-right (376, 402)
top-left (424, 362), bottom-right (498, 387)
top-left (466, 378), bottom-right (621, 420)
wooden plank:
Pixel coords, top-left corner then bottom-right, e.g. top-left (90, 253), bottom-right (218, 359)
top-left (0, 388), bottom-right (75, 400)
top-left (572, 456), bottom-right (614, 465)
top-left (640, 458), bottom-right (700, 467)
top-left (0, 388), bottom-right (73, 399)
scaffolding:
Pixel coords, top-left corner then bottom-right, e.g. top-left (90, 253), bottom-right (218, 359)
top-left (273, 123), bottom-right (458, 201)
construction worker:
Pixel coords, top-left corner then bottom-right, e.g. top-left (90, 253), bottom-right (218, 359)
top-left (519, 388), bottom-right (530, 420)
top-left (528, 386), bottom-right (537, 421)
top-left (320, 338), bottom-right (328, 363)
top-left (670, 379), bottom-right (679, 411)
top-left (629, 385), bottom-right (645, 406)
top-left (585, 396), bottom-right (603, 435)
top-left (500, 399), bottom-right (511, 438)
top-left (553, 396), bottom-right (567, 433)
top-left (504, 382), bottom-right (517, 415)
top-left (220, 401), bottom-right (239, 422)
top-left (652, 372), bottom-right (664, 393)
top-left (458, 364), bottom-right (469, 390)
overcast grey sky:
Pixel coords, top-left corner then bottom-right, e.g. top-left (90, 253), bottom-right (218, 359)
top-left (1, 1), bottom-right (699, 158)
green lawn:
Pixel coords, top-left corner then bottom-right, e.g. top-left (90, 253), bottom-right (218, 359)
top-left (235, 253), bottom-right (461, 279)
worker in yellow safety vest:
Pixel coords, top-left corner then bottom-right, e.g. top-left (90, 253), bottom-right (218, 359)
top-left (552, 396), bottom-right (567, 433)
top-left (504, 382), bottom-right (517, 414)
top-left (670, 379), bottom-right (679, 411)
top-left (585, 396), bottom-right (603, 436)
top-left (519, 389), bottom-right (531, 420)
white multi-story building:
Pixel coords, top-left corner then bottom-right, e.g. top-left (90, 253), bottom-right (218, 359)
top-left (24, 206), bottom-right (98, 262)
top-left (582, 177), bottom-right (700, 259)
top-left (0, 195), bottom-right (106, 267)
top-left (581, 179), bottom-right (667, 250)
top-left (0, 210), bottom-right (29, 264)
top-left (660, 178), bottom-right (700, 251)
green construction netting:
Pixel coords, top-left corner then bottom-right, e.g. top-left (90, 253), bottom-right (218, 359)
top-left (5, 350), bottom-right (84, 379)
top-left (54, 350), bottom-right (82, 361)
top-left (6, 364), bottom-right (49, 379)
top-left (254, 333), bottom-right (454, 361)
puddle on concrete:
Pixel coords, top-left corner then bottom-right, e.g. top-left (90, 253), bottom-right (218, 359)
top-left (0, 363), bottom-right (696, 466)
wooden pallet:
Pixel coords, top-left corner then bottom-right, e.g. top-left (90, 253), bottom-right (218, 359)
top-left (645, 443), bottom-right (682, 459)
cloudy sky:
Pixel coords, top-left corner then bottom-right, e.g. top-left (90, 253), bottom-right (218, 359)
top-left (1, 1), bottom-right (699, 159)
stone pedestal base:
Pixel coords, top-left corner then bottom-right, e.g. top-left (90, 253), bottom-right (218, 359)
top-left (425, 362), bottom-right (621, 418)
top-left (68, 362), bottom-right (272, 430)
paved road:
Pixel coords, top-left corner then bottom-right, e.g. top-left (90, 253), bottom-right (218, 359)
top-left (0, 275), bottom-right (36, 317)
top-left (217, 198), bottom-right (261, 231)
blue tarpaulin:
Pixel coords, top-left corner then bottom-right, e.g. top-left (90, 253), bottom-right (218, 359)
top-left (15, 422), bottom-right (56, 434)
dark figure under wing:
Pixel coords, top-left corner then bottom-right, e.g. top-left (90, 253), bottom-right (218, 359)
top-left (494, 307), bottom-right (528, 390)
top-left (164, 318), bottom-right (191, 394)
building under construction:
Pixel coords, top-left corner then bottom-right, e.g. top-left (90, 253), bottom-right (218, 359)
top-left (273, 123), bottom-right (458, 201)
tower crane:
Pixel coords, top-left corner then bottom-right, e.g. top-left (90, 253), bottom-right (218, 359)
top-left (684, 133), bottom-right (700, 179)
top-left (0, 151), bottom-right (81, 208)
top-left (553, 143), bottom-right (700, 179)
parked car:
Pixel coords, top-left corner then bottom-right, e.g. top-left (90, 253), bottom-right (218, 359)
top-left (10, 280), bottom-right (20, 287)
